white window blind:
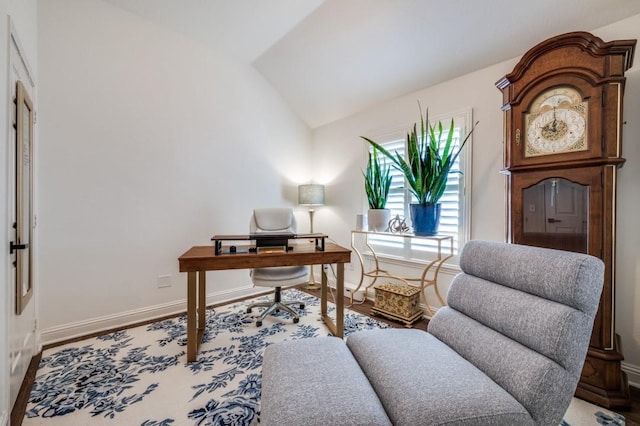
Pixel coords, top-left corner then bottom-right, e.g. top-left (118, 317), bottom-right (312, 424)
top-left (366, 110), bottom-right (473, 260)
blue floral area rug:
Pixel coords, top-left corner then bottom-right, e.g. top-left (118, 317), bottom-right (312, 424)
top-left (23, 288), bottom-right (626, 426)
top-left (23, 289), bottom-right (390, 425)
top-left (561, 397), bottom-right (625, 425)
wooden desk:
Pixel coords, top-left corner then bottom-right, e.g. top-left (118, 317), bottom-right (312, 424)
top-left (178, 242), bottom-right (351, 361)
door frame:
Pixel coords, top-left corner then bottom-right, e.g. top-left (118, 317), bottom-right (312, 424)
top-left (4, 16), bottom-right (38, 417)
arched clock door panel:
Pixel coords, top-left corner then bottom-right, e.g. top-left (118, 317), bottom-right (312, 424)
top-left (512, 168), bottom-right (607, 350)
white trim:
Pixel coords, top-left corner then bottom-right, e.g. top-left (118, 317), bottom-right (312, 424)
top-left (40, 286), bottom-right (264, 345)
top-left (8, 18), bottom-right (33, 87)
top-left (622, 361), bottom-right (640, 388)
top-left (0, 411), bottom-right (7, 426)
top-left (458, 109), bottom-right (473, 249)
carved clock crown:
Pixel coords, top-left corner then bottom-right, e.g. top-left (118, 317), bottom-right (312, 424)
top-left (497, 31), bottom-right (636, 171)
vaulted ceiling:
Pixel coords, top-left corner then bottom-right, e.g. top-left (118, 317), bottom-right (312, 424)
top-left (103, 0), bottom-right (640, 128)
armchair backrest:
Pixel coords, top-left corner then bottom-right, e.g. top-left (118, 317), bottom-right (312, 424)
top-left (428, 240), bottom-right (604, 425)
top-left (250, 208), bottom-right (297, 234)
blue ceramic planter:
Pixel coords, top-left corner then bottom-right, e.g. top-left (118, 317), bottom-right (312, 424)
top-left (410, 203), bottom-right (441, 236)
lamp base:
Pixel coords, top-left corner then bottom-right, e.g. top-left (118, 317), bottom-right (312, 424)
top-left (303, 265), bottom-right (321, 290)
top-left (303, 283), bottom-right (321, 291)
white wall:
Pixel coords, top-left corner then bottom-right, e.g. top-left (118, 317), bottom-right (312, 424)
top-left (37, 0), bottom-right (313, 340)
top-left (313, 14), bottom-right (640, 386)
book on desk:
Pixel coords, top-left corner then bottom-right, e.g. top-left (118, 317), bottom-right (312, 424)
top-left (211, 233), bottom-right (327, 255)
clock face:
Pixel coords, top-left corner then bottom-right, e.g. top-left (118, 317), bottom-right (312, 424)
top-left (525, 87), bottom-right (588, 157)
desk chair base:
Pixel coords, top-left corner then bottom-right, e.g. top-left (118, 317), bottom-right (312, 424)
top-left (246, 287), bottom-right (305, 327)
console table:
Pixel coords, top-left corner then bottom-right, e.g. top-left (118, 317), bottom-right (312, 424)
top-left (350, 230), bottom-right (453, 317)
top-left (178, 240), bottom-right (351, 362)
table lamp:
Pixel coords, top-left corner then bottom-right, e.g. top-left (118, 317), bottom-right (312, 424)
top-left (298, 184), bottom-right (325, 289)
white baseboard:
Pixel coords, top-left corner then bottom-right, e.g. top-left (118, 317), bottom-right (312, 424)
top-left (344, 286), bottom-right (366, 302)
top-left (331, 279), bottom-right (439, 319)
top-left (1, 411), bottom-right (7, 426)
top-left (40, 286), bottom-right (263, 346)
top-left (622, 361), bottom-right (640, 388)
top-left (325, 277), bottom-right (367, 302)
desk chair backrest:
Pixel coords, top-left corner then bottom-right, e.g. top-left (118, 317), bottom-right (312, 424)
top-left (250, 207), bottom-right (296, 234)
top-left (249, 208), bottom-right (308, 288)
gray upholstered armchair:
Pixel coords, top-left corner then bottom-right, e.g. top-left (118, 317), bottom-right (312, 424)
top-left (261, 240), bottom-right (604, 425)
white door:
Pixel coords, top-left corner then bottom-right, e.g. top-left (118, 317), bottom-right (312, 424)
top-left (7, 30), bottom-right (37, 413)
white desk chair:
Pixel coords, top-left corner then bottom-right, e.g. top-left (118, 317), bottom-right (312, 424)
top-left (246, 208), bottom-right (308, 327)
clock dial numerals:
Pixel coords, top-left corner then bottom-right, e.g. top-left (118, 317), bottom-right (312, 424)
top-left (525, 87), bottom-right (588, 157)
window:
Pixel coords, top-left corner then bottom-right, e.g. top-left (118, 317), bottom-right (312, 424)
top-left (365, 109), bottom-right (473, 261)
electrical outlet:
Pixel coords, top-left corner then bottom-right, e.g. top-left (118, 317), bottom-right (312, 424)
top-left (345, 287), bottom-right (365, 302)
top-left (157, 275), bottom-right (172, 288)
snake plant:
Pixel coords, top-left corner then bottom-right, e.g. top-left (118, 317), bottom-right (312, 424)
top-left (363, 146), bottom-right (392, 209)
top-left (362, 106), bottom-right (478, 206)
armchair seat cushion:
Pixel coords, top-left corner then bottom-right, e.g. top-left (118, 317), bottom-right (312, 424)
top-left (261, 337), bottom-right (392, 426)
top-left (347, 329), bottom-right (534, 426)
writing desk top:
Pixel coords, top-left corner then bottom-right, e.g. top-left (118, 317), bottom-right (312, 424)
top-left (179, 242), bottom-right (350, 272)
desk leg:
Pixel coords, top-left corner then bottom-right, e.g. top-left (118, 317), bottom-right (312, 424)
top-left (198, 271), bottom-right (206, 325)
top-left (198, 270), bottom-right (206, 345)
top-left (187, 270), bottom-right (207, 362)
top-left (335, 263), bottom-right (344, 338)
top-left (320, 263), bottom-right (345, 339)
top-left (321, 264), bottom-right (327, 321)
top-left (187, 271), bottom-right (197, 362)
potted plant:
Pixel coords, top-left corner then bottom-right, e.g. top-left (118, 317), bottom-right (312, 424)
top-left (363, 146), bottom-right (392, 232)
top-left (362, 106), bottom-right (478, 236)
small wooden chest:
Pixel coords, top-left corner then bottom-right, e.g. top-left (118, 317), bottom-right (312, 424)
top-left (371, 283), bottom-right (422, 327)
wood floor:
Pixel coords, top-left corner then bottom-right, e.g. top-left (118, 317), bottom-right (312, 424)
top-left (10, 285), bottom-right (640, 425)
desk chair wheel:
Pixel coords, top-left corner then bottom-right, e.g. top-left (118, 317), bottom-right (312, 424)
top-left (247, 307), bottom-right (253, 313)
top-left (256, 320), bottom-right (262, 327)
top-left (299, 303), bottom-right (305, 309)
top-left (293, 317), bottom-right (299, 324)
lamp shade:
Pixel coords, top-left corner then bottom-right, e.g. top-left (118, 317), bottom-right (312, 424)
top-left (298, 184), bottom-right (325, 206)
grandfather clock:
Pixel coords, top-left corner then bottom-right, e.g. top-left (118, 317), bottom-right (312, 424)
top-left (496, 32), bottom-right (636, 408)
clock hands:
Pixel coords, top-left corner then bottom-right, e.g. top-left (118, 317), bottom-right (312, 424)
top-left (539, 107), bottom-right (571, 142)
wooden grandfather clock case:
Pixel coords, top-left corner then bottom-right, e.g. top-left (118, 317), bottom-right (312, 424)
top-left (496, 32), bottom-right (636, 408)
